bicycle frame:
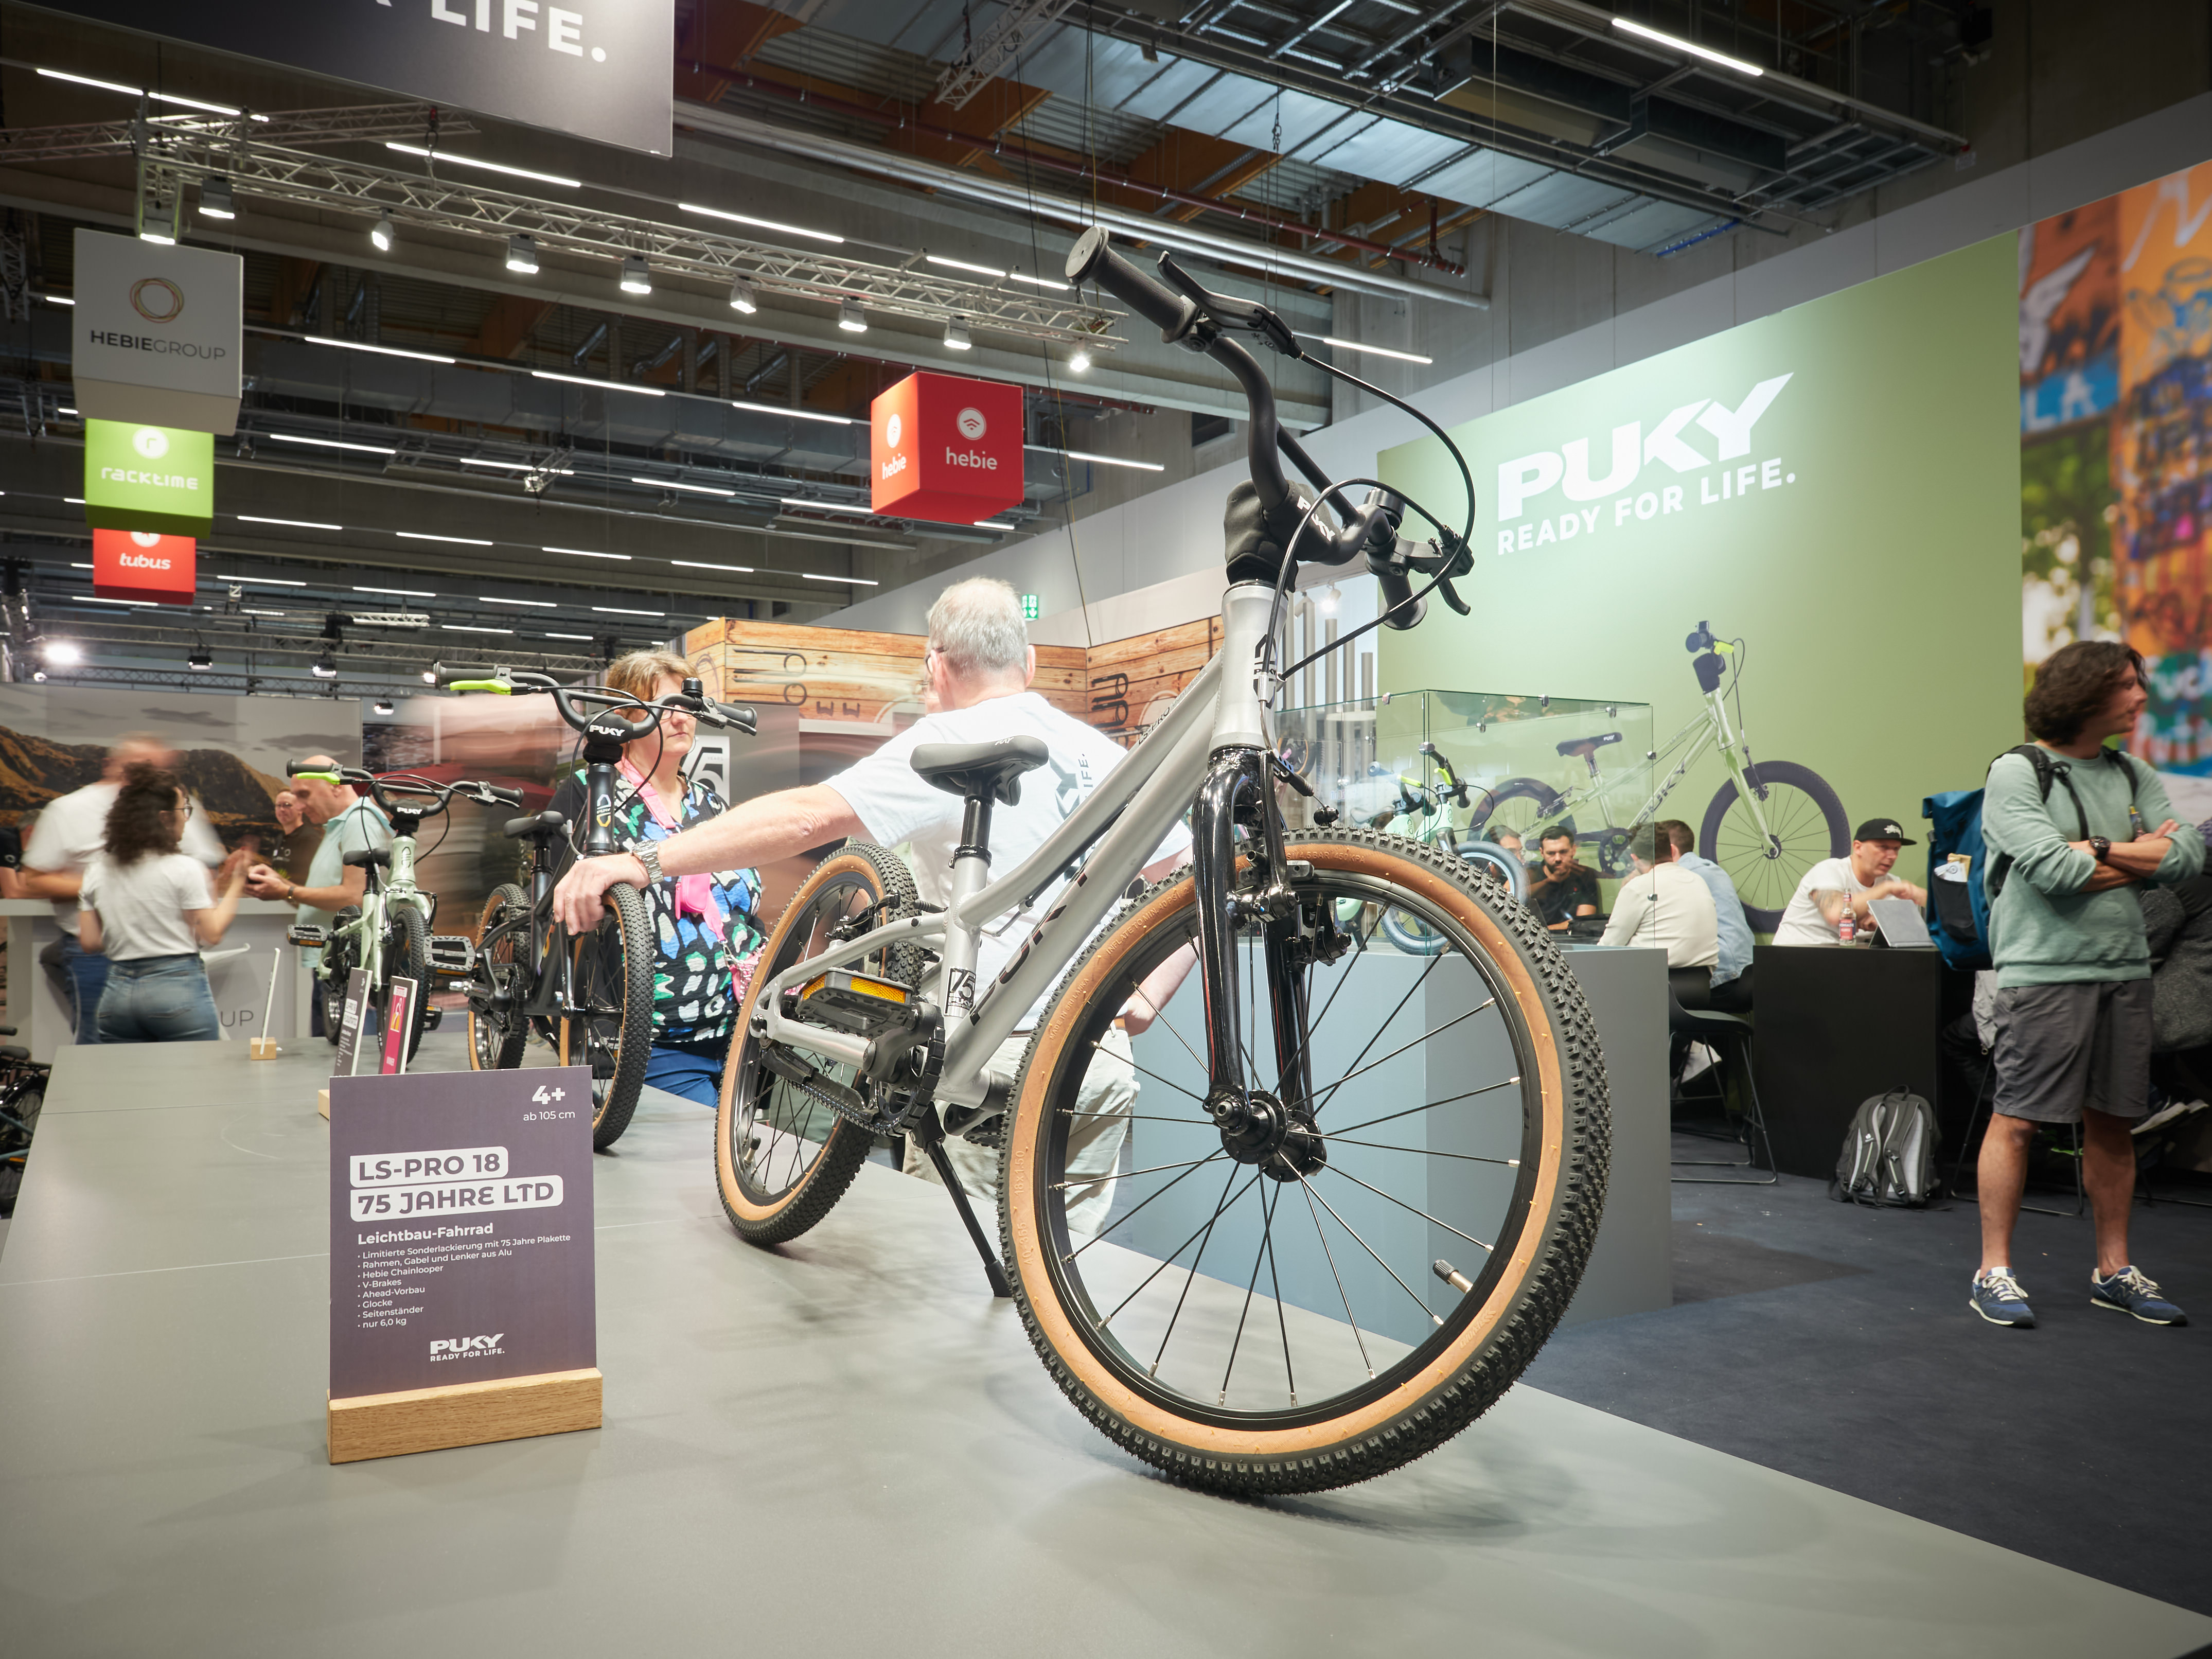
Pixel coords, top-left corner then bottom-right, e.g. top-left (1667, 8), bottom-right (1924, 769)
top-left (1528, 679), bottom-right (1779, 855)
top-left (313, 821), bottom-right (430, 990)
top-left (757, 586), bottom-right (1276, 1112)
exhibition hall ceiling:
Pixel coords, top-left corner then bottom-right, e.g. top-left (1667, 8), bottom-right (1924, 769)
top-left (0, 0), bottom-right (1991, 691)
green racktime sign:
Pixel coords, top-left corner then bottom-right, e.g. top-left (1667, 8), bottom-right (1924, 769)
top-left (83, 418), bottom-right (214, 535)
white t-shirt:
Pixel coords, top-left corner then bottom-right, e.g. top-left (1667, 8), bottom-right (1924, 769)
top-left (80, 851), bottom-right (214, 961)
top-left (1599, 859), bottom-right (1719, 968)
top-left (1773, 855), bottom-right (1887, 946)
top-left (824, 691), bottom-right (1191, 1019)
top-left (24, 781), bottom-right (225, 936)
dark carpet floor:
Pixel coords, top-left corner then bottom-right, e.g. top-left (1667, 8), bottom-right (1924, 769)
top-left (1524, 1129), bottom-right (2212, 1618)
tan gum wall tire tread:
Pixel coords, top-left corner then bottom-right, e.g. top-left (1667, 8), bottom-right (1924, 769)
top-left (996, 826), bottom-right (1611, 1495)
top-left (715, 842), bottom-right (921, 1245)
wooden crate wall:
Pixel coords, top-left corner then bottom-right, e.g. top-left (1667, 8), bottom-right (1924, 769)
top-left (683, 620), bottom-right (1090, 726)
top-left (1083, 616), bottom-right (1223, 748)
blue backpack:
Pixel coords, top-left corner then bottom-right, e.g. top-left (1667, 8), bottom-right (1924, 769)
top-left (1923, 745), bottom-right (2147, 974)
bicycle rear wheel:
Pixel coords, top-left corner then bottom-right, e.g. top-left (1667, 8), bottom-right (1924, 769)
top-left (560, 883), bottom-right (653, 1151)
top-left (320, 910), bottom-right (361, 1048)
top-left (370, 903), bottom-right (432, 1064)
top-left (1000, 826), bottom-right (1609, 1495)
top-left (715, 842), bottom-right (922, 1246)
top-left (468, 885), bottom-right (528, 1071)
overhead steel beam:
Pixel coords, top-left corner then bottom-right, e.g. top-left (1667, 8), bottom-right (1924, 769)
top-left (0, 102), bottom-right (473, 165)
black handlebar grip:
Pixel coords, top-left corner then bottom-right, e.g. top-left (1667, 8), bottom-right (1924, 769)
top-left (283, 758), bottom-right (315, 777)
top-left (714, 701), bottom-right (758, 735)
top-left (1375, 566), bottom-right (1427, 631)
top-left (1066, 227), bottom-right (1199, 341)
top-left (485, 785), bottom-right (526, 806)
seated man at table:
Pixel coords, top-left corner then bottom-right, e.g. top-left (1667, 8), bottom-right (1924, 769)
top-left (1601, 823), bottom-right (1719, 1001)
top-left (1526, 825), bottom-right (1600, 932)
top-left (1772, 817), bottom-right (1930, 945)
top-left (1659, 818), bottom-right (1755, 1012)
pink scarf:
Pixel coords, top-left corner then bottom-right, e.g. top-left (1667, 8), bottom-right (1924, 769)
top-left (618, 760), bottom-right (754, 1005)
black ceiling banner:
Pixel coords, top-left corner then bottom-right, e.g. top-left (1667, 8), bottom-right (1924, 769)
top-left (40, 0), bottom-right (674, 156)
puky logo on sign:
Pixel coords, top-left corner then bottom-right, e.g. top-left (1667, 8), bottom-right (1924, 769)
top-left (1492, 373), bottom-right (1795, 554)
top-left (430, 1333), bottom-right (506, 1362)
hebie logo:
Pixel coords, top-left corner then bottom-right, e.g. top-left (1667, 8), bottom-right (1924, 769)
top-left (955, 405), bottom-right (987, 440)
top-left (430, 1333), bottom-right (505, 1362)
top-left (129, 277), bottom-right (184, 324)
top-left (944, 447), bottom-right (998, 471)
top-left (131, 428), bottom-right (169, 460)
top-left (885, 412), bottom-right (903, 447)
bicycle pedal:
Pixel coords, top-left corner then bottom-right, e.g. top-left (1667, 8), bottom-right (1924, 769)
top-left (419, 1006), bottom-right (443, 1031)
top-left (426, 935), bottom-right (477, 978)
top-left (795, 969), bottom-right (916, 1038)
top-left (286, 924), bottom-right (329, 948)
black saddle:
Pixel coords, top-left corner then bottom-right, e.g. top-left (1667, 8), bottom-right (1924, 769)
top-left (342, 847), bottom-right (393, 869)
top-left (1555, 731), bottom-right (1624, 761)
top-left (0, 1045), bottom-right (26, 1062)
top-left (504, 810), bottom-right (568, 841)
top-left (910, 735), bottom-right (1049, 806)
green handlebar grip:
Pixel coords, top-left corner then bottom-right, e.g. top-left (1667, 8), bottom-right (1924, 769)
top-left (448, 679), bottom-right (513, 694)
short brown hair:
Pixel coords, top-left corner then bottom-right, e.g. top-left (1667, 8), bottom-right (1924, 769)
top-left (2024, 641), bottom-right (2146, 744)
top-left (1538, 825), bottom-right (1574, 848)
top-left (104, 762), bottom-right (184, 866)
top-left (1656, 819), bottom-right (1695, 857)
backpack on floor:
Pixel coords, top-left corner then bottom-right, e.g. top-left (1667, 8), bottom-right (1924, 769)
top-left (1831, 1088), bottom-right (1942, 1208)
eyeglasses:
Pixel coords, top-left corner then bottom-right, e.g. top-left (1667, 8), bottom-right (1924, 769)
top-left (168, 800), bottom-right (194, 819)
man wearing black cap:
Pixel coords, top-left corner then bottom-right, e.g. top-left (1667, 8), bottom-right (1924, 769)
top-left (1771, 818), bottom-right (1930, 945)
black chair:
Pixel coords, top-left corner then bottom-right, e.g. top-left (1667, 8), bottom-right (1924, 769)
top-left (1669, 981), bottom-right (1777, 1185)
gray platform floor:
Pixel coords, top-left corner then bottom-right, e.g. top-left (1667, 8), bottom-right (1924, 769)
top-left (1, 1037), bottom-right (2206, 1658)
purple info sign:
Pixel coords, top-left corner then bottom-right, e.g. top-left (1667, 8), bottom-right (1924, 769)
top-left (329, 1066), bottom-right (595, 1400)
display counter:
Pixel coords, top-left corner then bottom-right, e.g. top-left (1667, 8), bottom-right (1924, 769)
top-left (0, 897), bottom-right (311, 1061)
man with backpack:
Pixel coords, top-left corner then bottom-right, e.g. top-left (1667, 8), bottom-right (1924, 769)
top-left (1972, 640), bottom-right (2204, 1329)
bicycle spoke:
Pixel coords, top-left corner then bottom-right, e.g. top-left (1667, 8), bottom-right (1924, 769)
top-left (1262, 1181), bottom-right (1297, 1404)
top-left (1322, 1163), bottom-right (1495, 1255)
top-left (1093, 1044), bottom-right (1209, 1105)
top-left (1311, 998), bottom-right (1495, 1117)
top-left (1297, 1172), bottom-right (1438, 1325)
top-left (1302, 951), bottom-right (1442, 1116)
top-left (1145, 1165), bottom-right (1253, 1367)
top-left (1218, 1184), bottom-right (1276, 1404)
top-left (1125, 973), bottom-right (1207, 1075)
top-left (1320, 1135), bottom-right (1520, 1166)
top-left (1093, 1169), bottom-right (1249, 1332)
top-left (1054, 1152), bottom-right (1218, 1192)
top-left (1065, 1148), bottom-right (1229, 1261)
top-left (1299, 1175), bottom-right (1373, 1379)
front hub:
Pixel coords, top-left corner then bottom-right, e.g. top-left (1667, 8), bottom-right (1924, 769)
top-left (1207, 1087), bottom-right (1329, 1181)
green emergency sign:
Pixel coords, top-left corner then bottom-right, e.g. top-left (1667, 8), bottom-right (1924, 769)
top-left (83, 418), bottom-right (214, 535)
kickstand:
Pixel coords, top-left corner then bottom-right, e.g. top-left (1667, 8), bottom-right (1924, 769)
top-left (915, 1125), bottom-right (1014, 1298)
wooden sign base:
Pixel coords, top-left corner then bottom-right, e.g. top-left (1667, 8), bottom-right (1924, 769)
top-left (328, 1367), bottom-right (601, 1464)
top-left (249, 1036), bottom-right (279, 1060)
top-left (317, 1088), bottom-right (330, 1119)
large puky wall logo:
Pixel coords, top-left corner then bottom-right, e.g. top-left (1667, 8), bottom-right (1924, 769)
top-left (394, 0), bottom-right (609, 61)
top-left (1493, 373), bottom-right (1795, 554)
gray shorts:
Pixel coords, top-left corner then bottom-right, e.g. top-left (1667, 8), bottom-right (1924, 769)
top-left (1989, 980), bottom-right (2153, 1124)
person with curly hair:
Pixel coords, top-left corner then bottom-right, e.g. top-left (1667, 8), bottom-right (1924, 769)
top-left (77, 763), bottom-right (248, 1044)
top-left (1971, 640), bottom-right (2206, 1329)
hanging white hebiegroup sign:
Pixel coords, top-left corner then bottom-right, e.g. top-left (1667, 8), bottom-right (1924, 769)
top-left (72, 230), bottom-right (243, 436)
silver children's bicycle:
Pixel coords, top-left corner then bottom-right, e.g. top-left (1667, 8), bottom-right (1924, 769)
top-left (711, 230), bottom-right (1611, 1497)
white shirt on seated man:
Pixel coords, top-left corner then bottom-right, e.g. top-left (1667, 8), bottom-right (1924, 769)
top-left (1599, 826), bottom-right (1720, 987)
top-left (551, 576), bottom-right (1192, 1244)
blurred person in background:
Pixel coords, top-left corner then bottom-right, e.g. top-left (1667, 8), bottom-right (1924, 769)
top-left (21, 733), bottom-right (223, 1043)
top-left (78, 764), bottom-right (247, 1043)
top-left (548, 649), bottom-right (765, 1110)
top-left (243, 755), bottom-right (391, 1035)
top-left (269, 788), bottom-right (323, 883)
top-left (1659, 819), bottom-right (1756, 1012)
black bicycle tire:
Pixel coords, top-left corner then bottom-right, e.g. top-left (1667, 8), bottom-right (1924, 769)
top-left (383, 903), bottom-right (433, 1063)
top-left (571, 882), bottom-right (654, 1152)
top-left (714, 841), bottom-right (922, 1245)
top-left (999, 825), bottom-right (1610, 1496)
top-left (320, 908), bottom-right (360, 1048)
top-left (1699, 758), bottom-right (1850, 932)
top-left (468, 884), bottom-right (528, 1071)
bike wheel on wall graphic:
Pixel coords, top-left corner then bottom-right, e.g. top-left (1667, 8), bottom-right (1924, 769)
top-left (1473, 779), bottom-right (1570, 848)
top-left (1378, 839), bottom-right (1530, 954)
top-left (1700, 759), bottom-right (1850, 932)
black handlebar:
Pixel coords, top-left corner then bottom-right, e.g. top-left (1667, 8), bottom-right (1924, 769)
top-left (432, 664), bottom-right (757, 737)
top-left (282, 762), bottom-right (527, 818)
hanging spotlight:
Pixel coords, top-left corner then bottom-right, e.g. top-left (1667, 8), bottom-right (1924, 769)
top-left (728, 276), bottom-right (758, 314)
top-left (370, 207), bottom-right (394, 253)
top-left (505, 234), bottom-right (539, 275)
top-left (837, 299), bottom-right (866, 334)
top-left (1069, 348), bottom-right (1092, 374)
top-left (30, 669), bottom-right (46, 683)
top-left (620, 254), bottom-right (652, 295)
top-left (42, 640), bottom-right (81, 666)
top-left (139, 196), bottom-right (178, 245)
top-left (199, 177), bottom-right (235, 220)
top-left (372, 699), bottom-right (396, 715)
top-left (311, 650), bottom-right (339, 679)
top-left (187, 647), bottom-right (213, 670)
top-left (1317, 585), bottom-right (1340, 616)
top-left (943, 319), bottom-right (972, 351)
top-left (421, 668), bottom-right (437, 684)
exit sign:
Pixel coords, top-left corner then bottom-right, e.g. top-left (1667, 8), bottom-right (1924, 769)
top-left (1020, 593), bottom-right (1040, 620)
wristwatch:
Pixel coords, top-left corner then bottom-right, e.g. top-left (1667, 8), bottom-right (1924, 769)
top-left (2089, 836), bottom-right (2113, 861)
top-left (628, 838), bottom-right (665, 883)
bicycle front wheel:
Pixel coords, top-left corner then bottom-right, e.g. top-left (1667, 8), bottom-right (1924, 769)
top-left (1700, 758), bottom-right (1849, 931)
top-left (1000, 826), bottom-right (1609, 1496)
top-left (373, 903), bottom-right (432, 1063)
top-left (560, 883), bottom-right (653, 1151)
top-left (468, 885), bottom-right (528, 1071)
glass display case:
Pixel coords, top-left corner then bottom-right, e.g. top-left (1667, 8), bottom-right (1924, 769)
top-left (1275, 688), bottom-right (1657, 884)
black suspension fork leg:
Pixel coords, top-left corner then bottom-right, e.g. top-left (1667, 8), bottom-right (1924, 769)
top-left (1191, 750), bottom-right (1262, 1107)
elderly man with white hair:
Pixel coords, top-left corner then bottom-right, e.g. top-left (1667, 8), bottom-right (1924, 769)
top-left (555, 576), bottom-right (1191, 1238)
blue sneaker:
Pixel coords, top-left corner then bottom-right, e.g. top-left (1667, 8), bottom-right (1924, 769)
top-left (1970, 1268), bottom-right (2035, 1327)
top-left (2091, 1266), bottom-right (2188, 1325)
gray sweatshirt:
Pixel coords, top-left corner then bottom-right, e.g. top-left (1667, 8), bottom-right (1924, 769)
top-left (1980, 746), bottom-right (2205, 988)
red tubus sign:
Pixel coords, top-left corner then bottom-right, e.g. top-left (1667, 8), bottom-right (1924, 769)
top-left (870, 372), bottom-right (1023, 525)
top-left (91, 527), bottom-right (196, 605)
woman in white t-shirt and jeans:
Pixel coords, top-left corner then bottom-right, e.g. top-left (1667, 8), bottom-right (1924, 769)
top-left (78, 764), bottom-right (247, 1043)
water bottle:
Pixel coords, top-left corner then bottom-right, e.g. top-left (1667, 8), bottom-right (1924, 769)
top-left (1837, 891), bottom-right (1856, 945)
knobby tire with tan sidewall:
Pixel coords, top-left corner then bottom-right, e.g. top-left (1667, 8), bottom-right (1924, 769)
top-left (714, 842), bottom-right (923, 1245)
top-left (467, 884), bottom-right (528, 1072)
top-left (559, 882), bottom-right (653, 1152)
top-left (998, 826), bottom-right (1611, 1496)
